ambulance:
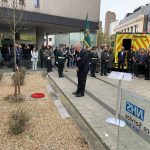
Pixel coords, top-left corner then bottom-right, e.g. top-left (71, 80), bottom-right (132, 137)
top-left (109, 33), bottom-right (150, 68)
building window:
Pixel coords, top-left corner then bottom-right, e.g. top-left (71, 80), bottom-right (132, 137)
top-left (134, 25), bottom-right (138, 32)
top-left (19, 0), bottom-right (25, 5)
top-left (131, 26), bottom-right (133, 33)
top-left (34, 0), bottom-right (40, 8)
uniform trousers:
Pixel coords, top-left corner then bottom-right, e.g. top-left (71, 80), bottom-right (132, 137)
top-left (101, 62), bottom-right (108, 75)
top-left (90, 63), bottom-right (97, 76)
top-left (58, 63), bottom-right (64, 77)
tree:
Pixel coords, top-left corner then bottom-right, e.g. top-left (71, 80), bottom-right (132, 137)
top-left (1, 0), bottom-right (24, 69)
top-left (96, 28), bottom-right (108, 46)
top-left (1, 0), bottom-right (25, 97)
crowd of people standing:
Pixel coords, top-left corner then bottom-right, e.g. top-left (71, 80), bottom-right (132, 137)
top-left (117, 46), bottom-right (150, 80)
top-left (0, 43), bottom-right (150, 80)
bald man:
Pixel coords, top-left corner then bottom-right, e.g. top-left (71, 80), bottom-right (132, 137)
top-left (72, 43), bottom-right (89, 97)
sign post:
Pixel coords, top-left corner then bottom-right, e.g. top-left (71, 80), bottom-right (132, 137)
top-left (106, 71), bottom-right (133, 127)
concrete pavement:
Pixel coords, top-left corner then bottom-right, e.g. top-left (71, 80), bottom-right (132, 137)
top-left (48, 69), bottom-right (150, 150)
top-left (1, 68), bottom-right (149, 149)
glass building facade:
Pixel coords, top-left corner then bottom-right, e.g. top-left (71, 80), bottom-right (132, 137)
top-left (55, 32), bottom-right (96, 47)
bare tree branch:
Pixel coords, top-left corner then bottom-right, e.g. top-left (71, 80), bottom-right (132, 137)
top-left (1, 0), bottom-right (25, 72)
top-left (15, 5), bottom-right (23, 26)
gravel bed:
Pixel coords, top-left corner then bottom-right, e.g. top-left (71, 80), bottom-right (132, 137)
top-left (0, 72), bottom-right (89, 150)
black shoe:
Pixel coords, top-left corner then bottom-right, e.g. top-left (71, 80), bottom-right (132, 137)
top-left (101, 74), bottom-right (103, 76)
top-left (59, 75), bottom-right (64, 78)
top-left (93, 75), bottom-right (96, 77)
top-left (72, 91), bottom-right (79, 95)
top-left (75, 93), bottom-right (84, 97)
top-left (145, 78), bottom-right (149, 80)
top-left (104, 74), bottom-right (107, 76)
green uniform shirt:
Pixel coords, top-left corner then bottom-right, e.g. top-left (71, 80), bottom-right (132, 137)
top-left (57, 50), bottom-right (66, 64)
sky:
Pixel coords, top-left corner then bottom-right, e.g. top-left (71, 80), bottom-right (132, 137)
top-left (100, 0), bottom-right (150, 28)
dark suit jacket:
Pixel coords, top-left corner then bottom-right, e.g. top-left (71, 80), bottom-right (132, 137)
top-left (76, 49), bottom-right (89, 73)
top-left (118, 50), bottom-right (126, 62)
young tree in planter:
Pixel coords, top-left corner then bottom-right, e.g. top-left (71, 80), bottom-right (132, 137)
top-left (1, 0), bottom-right (25, 98)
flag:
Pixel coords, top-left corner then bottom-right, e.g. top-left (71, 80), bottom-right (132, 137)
top-left (83, 14), bottom-right (91, 48)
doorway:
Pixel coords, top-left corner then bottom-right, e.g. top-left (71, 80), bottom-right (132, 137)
top-left (122, 39), bottom-right (132, 51)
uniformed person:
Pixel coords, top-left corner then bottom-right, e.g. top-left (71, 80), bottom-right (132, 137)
top-left (101, 46), bottom-right (109, 76)
top-left (56, 46), bottom-right (66, 78)
top-left (127, 46), bottom-right (135, 73)
top-left (133, 49), bottom-right (140, 76)
top-left (47, 45), bottom-right (53, 72)
top-left (63, 45), bottom-right (69, 72)
top-left (96, 46), bottom-right (103, 73)
top-left (54, 47), bottom-right (59, 66)
top-left (89, 46), bottom-right (98, 77)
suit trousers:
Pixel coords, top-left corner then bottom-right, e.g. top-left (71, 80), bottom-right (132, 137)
top-left (77, 71), bottom-right (88, 95)
top-left (118, 61), bottom-right (125, 72)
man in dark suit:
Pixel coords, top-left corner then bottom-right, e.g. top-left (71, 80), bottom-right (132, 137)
top-left (118, 46), bottom-right (126, 72)
top-left (73, 43), bottom-right (89, 97)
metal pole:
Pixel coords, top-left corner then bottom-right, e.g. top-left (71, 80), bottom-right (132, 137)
top-left (115, 75), bottom-right (124, 121)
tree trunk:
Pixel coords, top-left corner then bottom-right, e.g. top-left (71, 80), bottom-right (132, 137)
top-left (14, 83), bottom-right (17, 96)
top-left (17, 68), bottom-right (21, 95)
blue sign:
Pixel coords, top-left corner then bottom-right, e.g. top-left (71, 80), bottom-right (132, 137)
top-left (126, 101), bottom-right (145, 121)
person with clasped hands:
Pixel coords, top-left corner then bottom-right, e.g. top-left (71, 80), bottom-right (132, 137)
top-left (31, 47), bottom-right (38, 70)
top-left (72, 43), bottom-right (89, 97)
